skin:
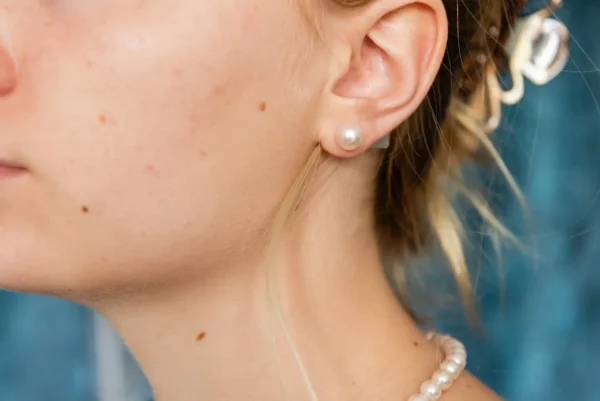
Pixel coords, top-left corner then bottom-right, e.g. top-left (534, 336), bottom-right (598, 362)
top-left (0, 1), bottom-right (503, 400)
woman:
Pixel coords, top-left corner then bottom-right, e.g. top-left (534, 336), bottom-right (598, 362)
top-left (0, 0), bottom-right (568, 400)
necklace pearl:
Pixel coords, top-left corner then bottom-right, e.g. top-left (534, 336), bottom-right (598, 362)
top-left (420, 380), bottom-right (442, 400)
top-left (440, 361), bottom-right (461, 378)
top-left (449, 353), bottom-right (466, 366)
top-left (432, 371), bottom-right (453, 390)
top-left (406, 333), bottom-right (467, 401)
top-left (408, 395), bottom-right (429, 401)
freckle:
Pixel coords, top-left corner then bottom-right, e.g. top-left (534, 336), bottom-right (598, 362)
top-left (98, 114), bottom-right (107, 124)
top-left (212, 84), bottom-right (226, 95)
top-left (146, 164), bottom-right (160, 177)
top-left (81, 206), bottom-right (89, 214)
top-left (196, 332), bottom-right (206, 342)
top-left (259, 101), bottom-right (267, 112)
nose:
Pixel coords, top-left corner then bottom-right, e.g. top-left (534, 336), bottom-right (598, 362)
top-left (0, 42), bottom-right (16, 96)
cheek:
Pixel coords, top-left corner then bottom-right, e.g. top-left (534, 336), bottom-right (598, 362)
top-left (23, 3), bottom-right (268, 196)
top-left (25, 37), bottom-right (227, 218)
top-left (32, 28), bottom-right (263, 233)
top-left (0, 0), bottom-right (318, 293)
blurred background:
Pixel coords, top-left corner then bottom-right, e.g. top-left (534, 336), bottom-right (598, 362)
top-left (1, 0), bottom-right (599, 400)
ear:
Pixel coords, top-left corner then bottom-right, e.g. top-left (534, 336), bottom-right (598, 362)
top-left (317, 0), bottom-right (448, 158)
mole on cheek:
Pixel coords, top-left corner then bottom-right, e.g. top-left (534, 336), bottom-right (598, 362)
top-left (146, 164), bottom-right (161, 177)
top-left (81, 206), bottom-right (89, 214)
top-left (212, 84), bottom-right (226, 96)
top-left (258, 101), bottom-right (267, 112)
top-left (195, 332), bottom-right (206, 342)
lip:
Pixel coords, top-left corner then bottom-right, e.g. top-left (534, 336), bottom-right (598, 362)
top-left (0, 159), bottom-right (27, 179)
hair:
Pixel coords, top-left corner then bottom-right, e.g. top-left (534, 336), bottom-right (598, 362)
top-left (266, 0), bottom-right (524, 398)
top-left (286, 0), bottom-right (523, 318)
top-left (371, 0), bottom-right (521, 319)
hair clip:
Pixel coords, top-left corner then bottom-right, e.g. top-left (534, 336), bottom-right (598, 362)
top-left (375, 0), bottom-right (569, 148)
top-left (482, 0), bottom-right (569, 132)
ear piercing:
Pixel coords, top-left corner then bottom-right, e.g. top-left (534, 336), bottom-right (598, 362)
top-left (336, 124), bottom-right (364, 151)
top-left (335, 124), bottom-right (391, 151)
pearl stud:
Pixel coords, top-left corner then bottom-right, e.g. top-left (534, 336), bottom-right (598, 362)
top-left (336, 124), bottom-right (364, 151)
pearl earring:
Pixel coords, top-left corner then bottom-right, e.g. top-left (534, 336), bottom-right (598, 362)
top-left (336, 124), bottom-right (364, 151)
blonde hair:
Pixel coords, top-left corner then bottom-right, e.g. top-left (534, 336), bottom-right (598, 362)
top-left (266, 0), bottom-right (525, 399)
top-left (293, 0), bottom-right (522, 318)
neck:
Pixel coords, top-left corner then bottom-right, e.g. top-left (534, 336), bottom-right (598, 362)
top-left (94, 154), bottom-right (499, 401)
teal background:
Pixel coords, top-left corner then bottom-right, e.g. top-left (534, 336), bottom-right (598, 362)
top-left (0, 1), bottom-right (598, 400)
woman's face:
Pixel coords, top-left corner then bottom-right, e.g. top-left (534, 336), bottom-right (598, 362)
top-left (0, 0), bottom-right (324, 296)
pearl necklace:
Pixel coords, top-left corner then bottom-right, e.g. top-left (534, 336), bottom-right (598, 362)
top-left (408, 333), bottom-right (467, 401)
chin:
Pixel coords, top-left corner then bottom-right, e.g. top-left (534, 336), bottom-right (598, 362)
top-left (0, 264), bottom-right (74, 299)
top-left (0, 239), bottom-right (106, 302)
top-left (0, 256), bottom-right (100, 304)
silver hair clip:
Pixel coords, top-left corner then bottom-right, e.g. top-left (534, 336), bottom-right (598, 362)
top-left (374, 0), bottom-right (570, 148)
top-left (483, 0), bottom-right (569, 132)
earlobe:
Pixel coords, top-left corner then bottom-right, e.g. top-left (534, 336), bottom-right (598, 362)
top-left (317, 0), bottom-right (447, 158)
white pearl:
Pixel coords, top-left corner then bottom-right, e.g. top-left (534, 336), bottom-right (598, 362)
top-left (441, 361), bottom-right (461, 378)
top-left (450, 346), bottom-right (466, 355)
top-left (420, 380), bottom-right (442, 400)
top-left (448, 344), bottom-right (466, 353)
top-left (449, 351), bottom-right (466, 362)
top-left (439, 335), bottom-right (452, 343)
top-left (443, 340), bottom-right (462, 349)
top-left (433, 370), bottom-right (453, 390)
top-left (449, 353), bottom-right (466, 366)
top-left (336, 124), bottom-right (363, 151)
top-left (407, 333), bottom-right (466, 401)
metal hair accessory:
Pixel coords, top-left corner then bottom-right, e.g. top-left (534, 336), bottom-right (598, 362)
top-left (482, 0), bottom-right (569, 132)
top-left (372, 0), bottom-right (569, 149)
